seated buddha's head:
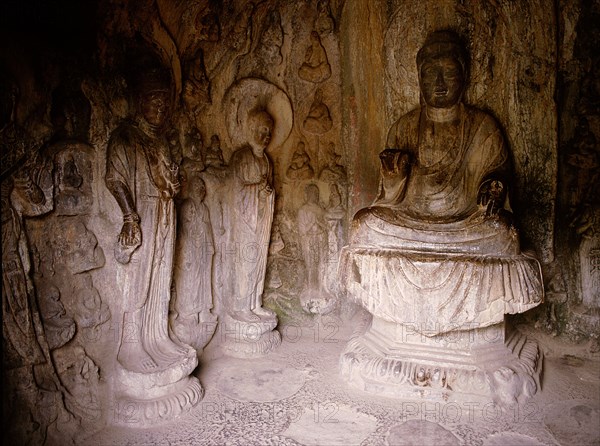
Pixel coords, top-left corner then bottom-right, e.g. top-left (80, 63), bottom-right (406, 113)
top-left (417, 31), bottom-right (468, 109)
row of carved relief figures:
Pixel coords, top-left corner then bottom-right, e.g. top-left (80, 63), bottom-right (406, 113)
top-left (106, 66), bottom-right (348, 370)
top-left (1, 69), bottom-right (348, 443)
top-left (1, 0), bottom-right (347, 437)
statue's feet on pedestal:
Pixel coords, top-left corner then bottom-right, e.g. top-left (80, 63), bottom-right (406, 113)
top-left (252, 305), bottom-right (276, 320)
top-left (214, 312), bottom-right (281, 359)
top-left (234, 309), bottom-right (261, 322)
top-left (171, 311), bottom-right (218, 352)
top-left (117, 341), bottom-right (158, 373)
top-left (114, 336), bottom-right (201, 427)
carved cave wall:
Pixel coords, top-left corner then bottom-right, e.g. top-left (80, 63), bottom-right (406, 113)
top-left (0, 0), bottom-right (598, 441)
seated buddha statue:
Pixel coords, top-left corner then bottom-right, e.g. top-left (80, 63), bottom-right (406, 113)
top-left (342, 30), bottom-right (543, 334)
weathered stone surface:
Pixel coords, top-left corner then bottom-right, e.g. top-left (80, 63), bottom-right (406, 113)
top-left (282, 403), bottom-right (378, 446)
top-left (216, 361), bottom-right (306, 402)
top-left (387, 420), bottom-right (461, 446)
top-left (483, 432), bottom-right (545, 446)
top-left (543, 399), bottom-right (600, 446)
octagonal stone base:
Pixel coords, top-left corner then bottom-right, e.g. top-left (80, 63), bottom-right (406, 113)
top-left (340, 316), bottom-right (542, 406)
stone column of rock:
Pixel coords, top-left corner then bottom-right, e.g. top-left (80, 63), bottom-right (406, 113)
top-left (338, 31), bottom-right (544, 406)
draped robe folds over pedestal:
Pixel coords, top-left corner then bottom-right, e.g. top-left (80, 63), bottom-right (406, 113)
top-left (227, 146), bottom-right (274, 314)
top-left (342, 104), bottom-right (543, 335)
top-left (106, 123), bottom-right (186, 369)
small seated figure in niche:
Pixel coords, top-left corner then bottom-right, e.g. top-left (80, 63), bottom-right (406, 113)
top-left (204, 134), bottom-right (227, 174)
top-left (286, 141), bottom-right (314, 181)
top-left (319, 143), bottom-right (347, 184)
top-left (226, 109), bottom-right (278, 323)
top-left (184, 126), bottom-right (204, 164)
top-left (61, 155), bottom-right (83, 189)
top-left (196, 9), bottom-right (220, 43)
top-left (55, 154), bottom-right (85, 214)
top-left (257, 9), bottom-right (284, 66)
top-left (184, 48), bottom-right (211, 115)
top-left (49, 83), bottom-right (92, 143)
top-left (298, 31), bottom-right (331, 83)
top-left (303, 88), bottom-right (333, 134)
top-left (315, 0), bottom-right (335, 36)
top-left (228, 2), bottom-right (255, 55)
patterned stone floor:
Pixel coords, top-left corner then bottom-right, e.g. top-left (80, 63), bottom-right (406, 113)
top-left (86, 310), bottom-right (600, 446)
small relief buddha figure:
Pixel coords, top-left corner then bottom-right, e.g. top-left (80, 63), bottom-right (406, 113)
top-left (315, 0), bottom-right (335, 37)
top-left (257, 9), bottom-right (284, 66)
top-left (37, 285), bottom-right (76, 350)
top-left (55, 153), bottom-right (87, 215)
top-left (298, 31), bottom-right (331, 83)
top-left (297, 184), bottom-right (329, 304)
top-left (204, 134), bottom-right (227, 175)
top-left (319, 143), bottom-right (347, 184)
top-left (61, 155), bottom-right (83, 189)
top-left (195, 9), bottom-right (220, 43)
top-left (286, 141), bottom-right (314, 181)
top-left (173, 168), bottom-right (217, 349)
top-left (184, 48), bottom-right (211, 115)
top-left (303, 88), bottom-right (333, 134)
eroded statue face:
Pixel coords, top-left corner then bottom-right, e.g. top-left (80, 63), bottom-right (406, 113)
top-left (141, 91), bottom-right (170, 128)
top-left (249, 111), bottom-right (274, 156)
top-left (419, 56), bottom-right (464, 109)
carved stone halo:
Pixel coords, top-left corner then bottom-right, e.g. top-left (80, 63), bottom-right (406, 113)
top-left (223, 78), bottom-right (293, 151)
